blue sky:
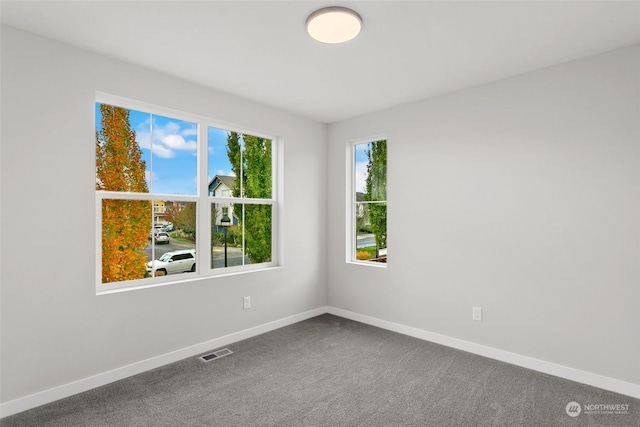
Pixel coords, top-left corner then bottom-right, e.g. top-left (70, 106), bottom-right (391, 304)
top-left (354, 142), bottom-right (371, 194)
top-left (207, 126), bottom-right (236, 182)
top-left (96, 103), bottom-right (235, 195)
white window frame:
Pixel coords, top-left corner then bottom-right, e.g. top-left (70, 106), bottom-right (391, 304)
top-left (95, 93), bottom-right (279, 294)
top-left (346, 135), bottom-right (388, 268)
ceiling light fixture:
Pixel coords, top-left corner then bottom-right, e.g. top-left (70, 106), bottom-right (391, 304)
top-left (306, 6), bottom-right (363, 44)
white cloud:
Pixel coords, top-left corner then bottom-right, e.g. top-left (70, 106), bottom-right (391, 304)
top-left (162, 134), bottom-right (197, 151)
top-left (211, 169), bottom-right (235, 178)
top-left (135, 120), bottom-right (197, 158)
top-left (163, 121), bottom-right (180, 134)
top-left (136, 130), bottom-right (151, 150)
top-left (152, 143), bottom-right (174, 159)
top-left (135, 118), bottom-right (152, 149)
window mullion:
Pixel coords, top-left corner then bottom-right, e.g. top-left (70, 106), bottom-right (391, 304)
top-left (198, 123), bottom-right (209, 274)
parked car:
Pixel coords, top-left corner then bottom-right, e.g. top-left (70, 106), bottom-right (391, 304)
top-left (164, 222), bottom-right (175, 232)
top-left (149, 224), bottom-right (166, 239)
top-left (153, 231), bottom-right (170, 244)
top-left (146, 249), bottom-right (196, 276)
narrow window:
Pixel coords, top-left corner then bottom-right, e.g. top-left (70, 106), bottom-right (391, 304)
top-left (352, 140), bottom-right (387, 264)
top-left (208, 127), bottom-right (274, 270)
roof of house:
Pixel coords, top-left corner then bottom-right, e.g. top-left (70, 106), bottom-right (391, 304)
top-left (208, 175), bottom-right (236, 190)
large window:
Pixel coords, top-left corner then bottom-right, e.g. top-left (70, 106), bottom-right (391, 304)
top-left (351, 139), bottom-right (387, 265)
top-left (95, 95), bottom-right (277, 292)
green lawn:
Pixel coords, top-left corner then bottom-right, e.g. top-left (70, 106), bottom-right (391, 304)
top-left (170, 232), bottom-right (195, 244)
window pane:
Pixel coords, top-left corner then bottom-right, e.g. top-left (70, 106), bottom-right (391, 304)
top-left (208, 127), bottom-right (237, 196)
top-left (147, 201), bottom-right (197, 276)
top-left (354, 202), bottom-right (387, 263)
top-left (101, 199), bottom-right (152, 284)
top-left (211, 203), bottom-right (272, 269)
top-left (354, 141), bottom-right (386, 201)
top-left (101, 199), bottom-right (198, 283)
top-left (208, 127), bottom-right (272, 199)
top-left (150, 114), bottom-right (197, 195)
top-left (244, 204), bottom-right (272, 264)
top-left (96, 104), bottom-right (198, 196)
top-left (354, 143), bottom-right (368, 197)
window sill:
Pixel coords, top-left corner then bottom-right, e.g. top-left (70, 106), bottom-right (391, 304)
top-left (346, 260), bottom-right (387, 269)
top-left (96, 265), bottom-right (282, 296)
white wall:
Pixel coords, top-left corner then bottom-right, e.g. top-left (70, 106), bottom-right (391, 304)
top-left (2, 23), bottom-right (638, 412)
top-left (327, 45), bottom-right (640, 386)
top-left (0, 27), bottom-right (327, 403)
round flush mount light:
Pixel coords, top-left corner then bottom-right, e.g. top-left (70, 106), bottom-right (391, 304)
top-left (306, 6), bottom-right (363, 44)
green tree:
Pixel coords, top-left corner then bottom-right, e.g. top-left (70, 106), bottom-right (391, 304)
top-left (226, 132), bottom-right (242, 200)
top-left (165, 202), bottom-right (196, 240)
top-left (365, 140), bottom-right (387, 256)
top-left (226, 132), bottom-right (272, 263)
top-left (96, 104), bottom-right (150, 283)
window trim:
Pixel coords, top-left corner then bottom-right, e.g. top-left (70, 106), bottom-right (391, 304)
top-left (95, 93), bottom-right (280, 294)
top-left (346, 135), bottom-right (388, 268)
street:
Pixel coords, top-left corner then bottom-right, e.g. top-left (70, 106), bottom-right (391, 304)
top-left (144, 239), bottom-right (251, 270)
top-left (211, 246), bottom-right (251, 269)
top-left (356, 233), bottom-right (375, 248)
top-left (144, 239), bottom-right (195, 260)
top-left (146, 234), bottom-right (375, 270)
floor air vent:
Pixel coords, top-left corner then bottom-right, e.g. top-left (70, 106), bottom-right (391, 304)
top-left (199, 348), bottom-right (233, 362)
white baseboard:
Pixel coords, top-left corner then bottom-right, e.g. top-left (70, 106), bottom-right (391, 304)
top-left (327, 306), bottom-right (640, 400)
top-left (3, 305), bottom-right (638, 418)
top-left (0, 306), bottom-right (328, 418)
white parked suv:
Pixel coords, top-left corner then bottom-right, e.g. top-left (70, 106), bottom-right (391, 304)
top-left (146, 249), bottom-right (196, 276)
top-left (152, 231), bottom-right (170, 244)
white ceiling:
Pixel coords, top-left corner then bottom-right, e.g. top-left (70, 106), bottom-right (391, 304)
top-left (2, 1), bottom-right (639, 123)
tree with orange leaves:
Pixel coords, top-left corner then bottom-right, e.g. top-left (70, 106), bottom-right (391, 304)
top-left (96, 104), bottom-right (150, 283)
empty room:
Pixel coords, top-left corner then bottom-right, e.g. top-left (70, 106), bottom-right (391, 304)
top-left (1, 1), bottom-right (639, 426)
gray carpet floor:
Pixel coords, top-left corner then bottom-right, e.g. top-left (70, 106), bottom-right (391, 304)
top-left (2, 314), bottom-right (638, 426)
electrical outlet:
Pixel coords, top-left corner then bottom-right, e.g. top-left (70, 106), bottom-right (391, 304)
top-left (472, 306), bottom-right (483, 322)
top-left (243, 296), bottom-right (251, 310)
